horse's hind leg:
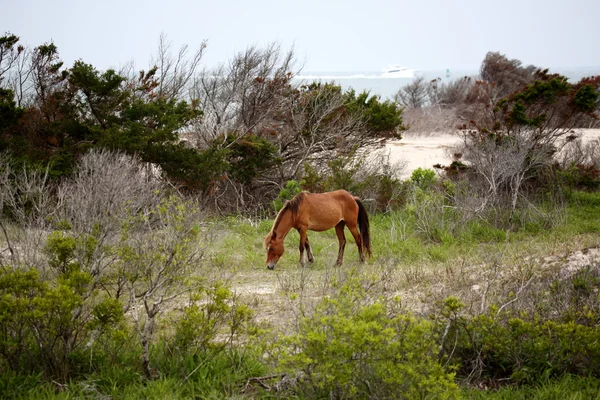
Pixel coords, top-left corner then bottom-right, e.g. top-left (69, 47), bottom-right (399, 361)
top-left (335, 221), bottom-right (346, 266)
top-left (347, 222), bottom-right (365, 262)
top-left (305, 236), bottom-right (314, 263)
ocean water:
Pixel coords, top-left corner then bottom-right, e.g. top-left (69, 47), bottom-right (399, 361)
top-left (293, 67), bottom-right (600, 100)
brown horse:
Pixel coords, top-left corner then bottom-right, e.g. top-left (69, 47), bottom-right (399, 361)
top-left (264, 190), bottom-right (371, 270)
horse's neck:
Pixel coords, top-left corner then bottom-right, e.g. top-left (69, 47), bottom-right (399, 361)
top-left (275, 208), bottom-right (294, 240)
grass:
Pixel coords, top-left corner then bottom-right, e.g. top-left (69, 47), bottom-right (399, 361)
top-left (218, 195), bottom-right (599, 274)
top-left (2, 348), bottom-right (265, 400)
top-left (2, 190), bottom-right (600, 398)
top-left (463, 375), bottom-right (600, 399)
top-left (205, 191), bottom-right (600, 340)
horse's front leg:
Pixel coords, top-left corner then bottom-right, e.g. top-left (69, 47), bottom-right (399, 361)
top-left (298, 228), bottom-right (308, 265)
top-left (305, 236), bottom-right (314, 263)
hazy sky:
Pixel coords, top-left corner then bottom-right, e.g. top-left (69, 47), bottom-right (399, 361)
top-left (4, 0), bottom-right (600, 73)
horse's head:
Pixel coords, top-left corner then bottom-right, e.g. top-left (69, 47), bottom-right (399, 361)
top-left (264, 231), bottom-right (284, 270)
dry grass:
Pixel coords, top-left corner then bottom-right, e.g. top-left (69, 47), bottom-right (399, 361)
top-left (221, 221), bottom-right (600, 333)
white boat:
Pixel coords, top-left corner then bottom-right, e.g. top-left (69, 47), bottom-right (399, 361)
top-left (380, 65), bottom-right (417, 78)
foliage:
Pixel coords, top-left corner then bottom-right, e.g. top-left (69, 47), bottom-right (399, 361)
top-left (439, 265), bottom-right (600, 385)
top-left (213, 133), bottom-right (281, 185)
top-left (479, 51), bottom-right (538, 99)
top-left (272, 179), bottom-right (304, 212)
top-left (464, 375), bottom-right (600, 400)
top-left (0, 38), bottom-right (212, 187)
top-left (273, 275), bottom-right (459, 399)
top-left (410, 167), bottom-right (437, 190)
top-left (344, 89), bottom-right (405, 137)
top-left (0, 88), bottom-right (23, 133)
top-left (0, 251), bottom-right (123, 380)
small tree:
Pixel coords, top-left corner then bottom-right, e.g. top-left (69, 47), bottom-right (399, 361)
top-left (0, 33), bottom-right (22, 84)
top-left (458, 70), bottom-right (600, 219)
top-left (117, 195), bottom-right (206, 379)
top-left (479, 51), bottom-right (537, 100)
top-left (394, 76), bottom-right (429, 109)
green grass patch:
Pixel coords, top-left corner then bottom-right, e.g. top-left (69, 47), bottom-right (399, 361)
top-left (1, 348), bottom-right (265, 400)
top-left (463, 375), bottom-right (600, 399)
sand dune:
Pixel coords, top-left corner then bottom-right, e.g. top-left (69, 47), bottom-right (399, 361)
top-left (381, 129), bottom-right (600, 179)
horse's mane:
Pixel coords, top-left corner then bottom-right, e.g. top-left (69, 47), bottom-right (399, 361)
top-left (263, 191), bottom-right (306, 249)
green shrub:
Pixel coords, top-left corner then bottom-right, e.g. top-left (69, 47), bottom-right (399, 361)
top-left (171, 284), bottom-right (254, 354)
top-left (407, 188), bottom-right (460, 242)
top-left (410, 168), bottom-right (437, 190)
top-left (464, 221), bottom-right (508, 242)
top-left (272, 180), bottom-right (304, 212)
top-left (273, 275), bottom-right (459, 399)
top-left (0, 264), bottom-right (105, 380)
top-left (441, 276), bottom-right (600, 386)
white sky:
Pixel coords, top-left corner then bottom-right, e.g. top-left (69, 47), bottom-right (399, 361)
top-left (4, 0), bottom-right (600, 73)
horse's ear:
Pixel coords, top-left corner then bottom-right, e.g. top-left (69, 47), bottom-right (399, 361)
top-left (264, 231), bottom-right (276, 249)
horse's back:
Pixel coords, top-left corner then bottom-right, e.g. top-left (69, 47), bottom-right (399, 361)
top-left (302, 190), bottom-right (358, 231)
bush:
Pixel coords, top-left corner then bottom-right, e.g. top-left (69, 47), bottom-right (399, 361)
top-left (0, 263), bottom-right (124, 380)
top-left (440, 266), bottom-right (600, 385)
top-left (273, 275), bottom-right (459, 399)
top-left (410, 167), bottom-right (437, 190)
top-left (299, 151), bottom-right (408, 213)
top-left (171, 284), bottom-right (254, 354)
top-left (272, 180), bottom-right (304, 212)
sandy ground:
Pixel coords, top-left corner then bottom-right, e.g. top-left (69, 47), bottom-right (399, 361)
top-left (381, 128), bottom-right (600, 179)
top-left (382, 132), bottom-right (462, 178)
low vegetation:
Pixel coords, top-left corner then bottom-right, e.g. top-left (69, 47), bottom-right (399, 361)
top-left (1, 33), bottom-right (600, 398)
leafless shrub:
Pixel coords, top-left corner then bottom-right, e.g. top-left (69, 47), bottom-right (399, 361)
top-left (6, 46), bottom-right (34, 107)
top-left (428, 76), bottom-right (476, 109)
top-left (57, 149), bottom-right (165, 236)
top-left (151, 33), bottom-right (207, 101)
top-left (402, 107), bottom-right (460, 134)
top-left (49, 150), bottom-right (168, 290)
top-left (0, 153), bottom-right (56, 227)
top-left (0, 152), bottom-right (56, 268)
top-left (394, 75), bottom-right (428, 109)
top-left (456, 129), bottom-right (558, 218)
top-left (190, 43), bottom-right (297, 145)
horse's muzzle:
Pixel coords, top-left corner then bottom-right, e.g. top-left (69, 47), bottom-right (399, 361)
top-left (266, 262), bottom-right (276, 270)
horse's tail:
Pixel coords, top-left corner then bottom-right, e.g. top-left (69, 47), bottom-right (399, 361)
top-left (355, 198), bottom-right (372, 257)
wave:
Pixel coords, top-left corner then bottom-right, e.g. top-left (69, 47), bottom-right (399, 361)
top-left (293, 74), bottom-right (410, 80)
